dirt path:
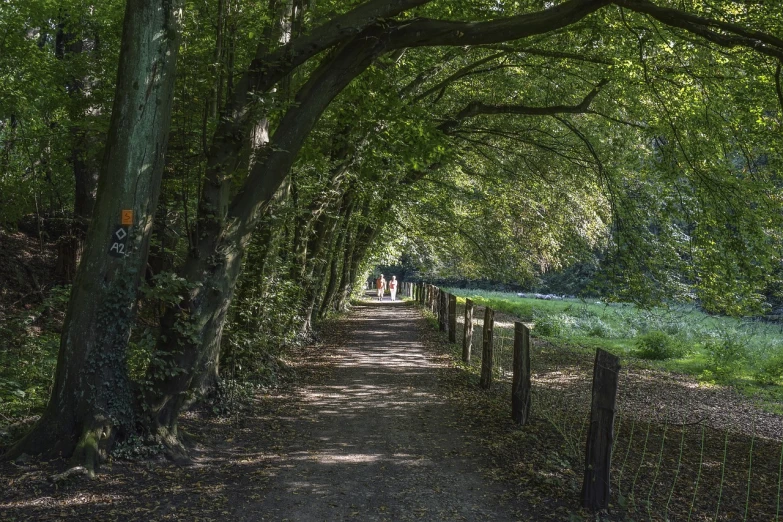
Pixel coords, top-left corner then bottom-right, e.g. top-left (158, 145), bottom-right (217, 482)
top-left (242, 298), bottom-right (521, 521)
top-left (1, 298), bottom-right (523, 521)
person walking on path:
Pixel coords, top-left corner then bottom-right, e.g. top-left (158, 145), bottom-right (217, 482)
top-left (375, 274), bottom-right (386, 301)
top-left (389, 275), bottom-right (398, 301)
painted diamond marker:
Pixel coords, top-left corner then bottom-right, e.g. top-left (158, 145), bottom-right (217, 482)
top-left (115, 228), bottom-right (127, 240)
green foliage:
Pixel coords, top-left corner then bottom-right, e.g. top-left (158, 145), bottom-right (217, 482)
top-left (754, 353), bottom-right (783, 385)
top-left (5, 0), bottom-right (783, 450)
top-left (634, 331), bottom-right (685, 361)
top-left (703, 334), bottom-right (748, 377)
top-left (532, 314), bottom-right (565, 338)
top-left (140, 271), bottom-right (199, 308)
top-left (0, 286), bottom-right (70, 421)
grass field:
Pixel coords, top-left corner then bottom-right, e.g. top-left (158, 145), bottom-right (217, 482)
top-left (445, 288), bottom-right (783, 411)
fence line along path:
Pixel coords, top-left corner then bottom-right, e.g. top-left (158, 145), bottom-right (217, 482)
top-left (243, 295), bottom-right (522, 521)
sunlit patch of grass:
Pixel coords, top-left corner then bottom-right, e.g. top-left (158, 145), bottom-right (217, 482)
top-left (446, 288), bottom-right (783, 412)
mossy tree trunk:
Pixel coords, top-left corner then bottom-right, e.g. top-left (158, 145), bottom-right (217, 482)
top-left (6, 0), bottom-right (181, 471)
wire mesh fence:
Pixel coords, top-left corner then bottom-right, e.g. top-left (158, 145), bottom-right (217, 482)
top-left (410, 284), bottom-right (783, 521)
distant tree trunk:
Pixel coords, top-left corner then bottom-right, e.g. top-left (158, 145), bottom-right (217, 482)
top-left (299, 197), bottom-right (346, 331)
top-left (55, 18), bottom-right (101, 282)
top-left (334, 227), bottom-right (358, 312)
top-left (319, 218), bottom-right (349, 318)
top-left (6, 0), bottom-right (181, 470)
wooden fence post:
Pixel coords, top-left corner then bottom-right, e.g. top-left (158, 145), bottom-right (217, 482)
top-left (512, 322), bottom-right (532, 425)
top-left (480, 307), bottom-right (494, 389)
top-left (581, 348), bottom-right (621, 511)
top-left (433, 287), bottom-right (439, 316)
top-left (439, 291), bottom-right (447, 331)
top-left (462, 299), bottom-right (473, 362)
top-left (448, 294), bottom-right (457, 343)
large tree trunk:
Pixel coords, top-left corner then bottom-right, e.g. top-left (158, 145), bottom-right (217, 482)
top-left (6, 0), bottom-right (181, 470)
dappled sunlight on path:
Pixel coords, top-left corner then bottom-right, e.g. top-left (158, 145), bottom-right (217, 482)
top-left (244, 298), bottom-right (522, 521)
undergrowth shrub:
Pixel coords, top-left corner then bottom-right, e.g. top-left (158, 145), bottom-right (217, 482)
top-left (533, 314), bottom-right (565, 337)
top-left (634, 330), bottom-right (685, 360)
top-left (703, 333), bottom-right (747, 377)
top-left (753, 353), bottom-right (783, 385)
top-left (221, 276), bottom-right (303, 384)
top-left (0, 285), bottom-right (69, 421)
top-left (578, 317), bottom-right (614, 338)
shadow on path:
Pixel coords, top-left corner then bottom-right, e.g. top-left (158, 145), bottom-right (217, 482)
top-left (242, 297), bottom-right (521, 521)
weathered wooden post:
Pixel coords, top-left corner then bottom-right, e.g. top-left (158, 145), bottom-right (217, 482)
top-left (439, 291), bottom-right (447, 331)
top-left (462, 298), bottom-right (474, 362)
top-left (581, 348), bottom-right (621, 511)
top-left (480, 307), bottom-right (494, 389)
top-left (512, 322), bottom-right (532, 425)
top-left (448, 294), bottom-right (457, 343)
top-left (432, 286), bottom-right (439, 315)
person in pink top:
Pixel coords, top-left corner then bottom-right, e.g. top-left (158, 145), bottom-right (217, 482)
top-left (375, 274), bottom-right (386, 301)
top-left (389, 275), bottom-right (398, 301)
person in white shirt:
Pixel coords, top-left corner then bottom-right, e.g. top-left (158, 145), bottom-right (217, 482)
top-left (389, 276), bottom-right (398, 301)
